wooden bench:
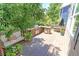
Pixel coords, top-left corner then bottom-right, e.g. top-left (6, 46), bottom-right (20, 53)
top-left (53, 26), bottom-right (61, 32)
top-left (39, 26), bottom-right (51, 34)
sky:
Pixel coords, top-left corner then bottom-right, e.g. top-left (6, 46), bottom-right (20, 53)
top-left (42, 3), bottom-right (50, 9)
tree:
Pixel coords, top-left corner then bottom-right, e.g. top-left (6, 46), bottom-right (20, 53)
top-left (47, 3), bottom-right (61, 25)
top-left (0, 3), bottom-right (45, 36)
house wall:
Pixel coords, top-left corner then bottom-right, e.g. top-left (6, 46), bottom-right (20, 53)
top-left (60, 4), bottom-right (73, 55)
top-left (64, 3), bottom-right (79, 56)
top-left (66, 28), bottom-right (79, 56)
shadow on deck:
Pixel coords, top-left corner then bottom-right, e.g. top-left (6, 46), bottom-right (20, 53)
top-left (22, 37), bottom-right (61, 56)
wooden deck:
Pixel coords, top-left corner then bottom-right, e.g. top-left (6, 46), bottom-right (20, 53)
top-left (22, 29), bottom-right (69, 56)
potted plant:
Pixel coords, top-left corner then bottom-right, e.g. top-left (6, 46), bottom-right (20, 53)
top-left (60, 27), bottom-right (65, 36)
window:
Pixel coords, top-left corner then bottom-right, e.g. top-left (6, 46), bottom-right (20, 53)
top-left (71, 4), bottom-right (79, 36)
top-left (72, 4), bottom-right (75, 15)
top-left (61, 5), bottom-right (70, 26)
top-left (75, 4), bottom-right (79, 13)
top-left (73, 15), bottom-right (79, 34)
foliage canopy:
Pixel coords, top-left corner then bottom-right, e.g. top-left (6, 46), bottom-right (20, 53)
top-left (0, 3), bottom-right (45, 35)
top-left (47, 3), bottom-right (61, 25)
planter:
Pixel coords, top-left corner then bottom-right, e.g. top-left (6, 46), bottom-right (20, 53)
top-left (7, 31), bottom-right (21, 41)
top-left (0, 35), bottom-right (8, 42)
top-left (60, 26), bottom-right (65, 36)
top-left (8, 35), bottom-right (16, 41)
top-left (13, 31), bottom-right (21, 39)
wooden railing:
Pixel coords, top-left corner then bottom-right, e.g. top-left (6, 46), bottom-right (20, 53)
top-left (27, 26), bottom-right (44, 37)
top-left (27, 26), bottom-right (51, 37)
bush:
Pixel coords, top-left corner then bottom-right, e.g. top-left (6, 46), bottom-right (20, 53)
top-left (5, 44), bottom-right (23, 56)
top-left (24, 32), bottom-right (32, 41)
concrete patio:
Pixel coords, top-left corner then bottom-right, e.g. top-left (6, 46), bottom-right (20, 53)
top-left (22, 29), bottom-right (69, 56)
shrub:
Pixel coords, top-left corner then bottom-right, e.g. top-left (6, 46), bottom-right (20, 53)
top-left (24, 32), bottom-right (32, 41)
top-left (5, 44), bottom-right (23, 56)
